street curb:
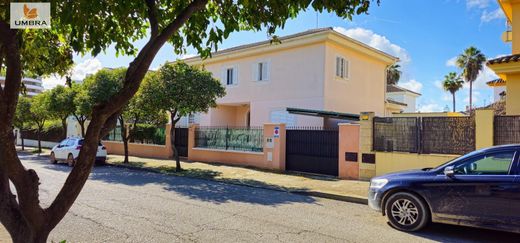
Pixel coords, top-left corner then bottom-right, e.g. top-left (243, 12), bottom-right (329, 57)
top-left (109, 163), bottom-right (369, 205)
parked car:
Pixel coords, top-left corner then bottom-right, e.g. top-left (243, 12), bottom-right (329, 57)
top-left (368, 144), bottom-right (520, 234)
top-left (50, 137), bottom-right (107, 166)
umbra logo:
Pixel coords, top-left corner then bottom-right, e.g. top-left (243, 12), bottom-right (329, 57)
top-left (23, 4), bottom-right (38, 19)
top-left (10, 2), bottom-right (50, 29)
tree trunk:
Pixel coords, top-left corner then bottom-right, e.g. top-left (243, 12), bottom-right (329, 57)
top-left (0, 1), bottom-right (207, 241)
top-left (452, 92), bottom-right (456, 112)
top-left (170, 113), bottom-right (181, 172)
top-left (61, 118), bottom-right (67, 139)
top-left (119, 116), bottom-right (129, 164)
top-left (469, 81), bottom-right (473, 112)
top-left (79, 119), bottom-right (85, 138)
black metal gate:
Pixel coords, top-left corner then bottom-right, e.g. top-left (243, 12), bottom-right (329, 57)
top-left (286, 128), bottom-right (339, 176)
top-left (174, 127), bottom-right (189, 157)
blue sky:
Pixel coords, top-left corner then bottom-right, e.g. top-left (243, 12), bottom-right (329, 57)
top-left (44, 0), bottom-right (510, 112)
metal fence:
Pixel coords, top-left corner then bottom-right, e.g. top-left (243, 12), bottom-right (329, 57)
top-left (373, 116), bottom-right (475, 155)
top-left (373, 117), bottom-right (419, 153)
top-left (194, 126), bottom-right (263, 152)
top-left (494, 116), bottom-right (520, 145)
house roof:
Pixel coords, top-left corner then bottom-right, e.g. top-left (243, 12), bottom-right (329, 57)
top-left (286, 107), bottom-right (360, 121)
top-left (486, 78), bottom-right (506, 87)
top-left (487, 54), bottom-right (520, 65)
top-left (386, 98), bottom-right (408, 107)
top-left (183, 27), bottom-right (398, 64)
top-left (386, 85), bottom-right (421, 96)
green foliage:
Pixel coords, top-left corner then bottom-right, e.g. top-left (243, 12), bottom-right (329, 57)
top-left (48, 85), bottom-right (76, 121)
top-left (52, 0), bottom-right (378, 58)
top-left (442, 72), bottom-right (464, 94)
top-left (456, 46), bottom-right (486, 83)
top-left (30, 92), bottom-right (52, 129)
top-left (132, 124), bottom-right (166, 145)
top-left (386, 63), bottom-right (401, 85)
top-left (122, 83), bottom-right (167, 126)
top-left (14, 96), bottom-right (33, 131)
top-left (141, 61), bottom-right (226, 121)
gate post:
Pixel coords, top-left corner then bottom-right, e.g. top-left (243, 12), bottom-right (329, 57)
top-left (475, 109), bottom-right (494, 149)
top-left (187, 124), bottom-right (198, 161)
top-left (359, 112), bottom-right (376, 180)
top-left (338, 123), bottom-right (360, 180)
top-left (263, 123), bottom-right (286, 171)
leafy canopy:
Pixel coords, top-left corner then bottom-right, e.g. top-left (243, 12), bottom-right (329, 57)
top-left (141, 62), bottom-right (226, 119)
top-left (14, 96), bottom-right (33, 129)
top-left (442, 72), bottom-right (464, 94)
top-left (52, 0), bottom-right (379, 58)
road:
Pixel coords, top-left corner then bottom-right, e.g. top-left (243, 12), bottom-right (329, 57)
top-left (6, 154), bottom-right (519, 242)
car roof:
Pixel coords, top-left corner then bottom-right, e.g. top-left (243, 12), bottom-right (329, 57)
top-left (477, 144), bottom-right (520, 153)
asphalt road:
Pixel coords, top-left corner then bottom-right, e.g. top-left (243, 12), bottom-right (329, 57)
top-left (10, 154), bottom-right (520, 242)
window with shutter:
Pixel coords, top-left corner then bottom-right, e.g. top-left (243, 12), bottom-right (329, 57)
top-left (335, 56), bottom-right (349, 79)
top-left (256, 61), bottom-right (269, 81)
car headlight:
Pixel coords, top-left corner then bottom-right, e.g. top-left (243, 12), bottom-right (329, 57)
top-left (370, 178), bottom-right (388, 189)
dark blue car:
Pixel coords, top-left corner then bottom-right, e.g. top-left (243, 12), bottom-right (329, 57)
top-left (368, 144), bottom-right (520, 233)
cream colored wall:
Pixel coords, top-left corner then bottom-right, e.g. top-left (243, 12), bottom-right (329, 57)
top-left (199, 43), bottom-right (328, 126)
top-left (323, 42), bottom-right (387, 116)
top-left (387, 92), bottom-right (418, 112)
top-left (376, 152), bottom-right (458, 176)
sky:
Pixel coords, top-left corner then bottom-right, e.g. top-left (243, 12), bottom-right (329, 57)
top-left (43, 0), bottom-right (511, 112)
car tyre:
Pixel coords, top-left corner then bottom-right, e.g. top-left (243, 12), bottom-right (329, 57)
top-left (385, 192), bottom-right (430, 232)
top-left (67, 153), bottom-right (75, 167)
top-left (50, 152), bottom-right (58, 164)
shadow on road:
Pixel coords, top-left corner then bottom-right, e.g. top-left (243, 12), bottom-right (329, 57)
top-left (401, 222), bottom-right (520, 242)
top-left (33, 156), bottom-right (317, 206)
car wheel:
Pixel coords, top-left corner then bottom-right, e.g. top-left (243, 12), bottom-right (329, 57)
top-left (385, 192), bottom-right (430, 232)
top-left (67, 153), bottom-right (75, 167)
top-left (50, 152), bottom-right (57, 164)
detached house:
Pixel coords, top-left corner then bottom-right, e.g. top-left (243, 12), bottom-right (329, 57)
top-left (182, 27), bottom-right (399, 127)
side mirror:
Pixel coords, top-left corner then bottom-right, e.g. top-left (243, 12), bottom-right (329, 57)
top-left (444, 166), bottom-right (455, 177)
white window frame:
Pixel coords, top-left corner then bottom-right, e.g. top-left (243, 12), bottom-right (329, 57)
top-left (335, 55), bottom-right (349, 80)
top-left (221, 65), bottom-right (238, 86)
top-left (252, 60), bottom-right (270, 82)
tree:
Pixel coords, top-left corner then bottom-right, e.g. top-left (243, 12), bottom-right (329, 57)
top-left (29, 92), bottom-right (52, 153)
top-left (142, 62), bottom-right (225, 171)
top-left (48, 85), bottom-right (76, 138)
top-left (442, 72), bottom-right (464, 112)
top-left (14, 96), bottom-right (33, 151)
top-left (456, 46), bottom-right (486, 112)
top-left (0, 1), bottom-right (378, 242)
top-left (386, 63), bottom-right (401, 85)
top-left (71, 83), bottom-right (90, 137)
top-left (120, 87), bottom-right (166, 164)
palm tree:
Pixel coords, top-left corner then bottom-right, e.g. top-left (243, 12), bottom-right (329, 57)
top-left (455, 46), bottom-right (486, 112)
top-left (442, 72), bottom-right (464, 112)
top-left (386, 63), bottom-right (401, 85)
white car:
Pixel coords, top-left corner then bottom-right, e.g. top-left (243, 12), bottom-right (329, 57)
top-left (50, 137), bottom-right (107, 166)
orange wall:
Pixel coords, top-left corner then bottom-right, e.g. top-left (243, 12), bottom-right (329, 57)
top-left (338, 123), bottom-right (360, 179)
top-left (104, 141), bottom-right (171, 159)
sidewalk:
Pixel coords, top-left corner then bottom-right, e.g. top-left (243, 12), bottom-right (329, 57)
top-left (108, 155), bottom-right (369, 204)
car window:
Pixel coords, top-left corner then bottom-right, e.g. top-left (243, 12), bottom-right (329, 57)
top-left (78, 140), bottom-right (103, 146)
top-left (454, 151), bottom-right (515, 175)
top-left (66, 139), bottom-right (76, 147)
top-left (59, 139), bottom-right (68, 146)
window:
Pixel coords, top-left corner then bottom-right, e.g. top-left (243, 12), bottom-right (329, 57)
top-left (226, 68), bottom-right (234, 85)
top-left (255, 61), bottom-right (269, 81)
top-left (222, 66), bottom-right (238, 86)
top-left (335, 56), bottom-right (349, 79)
top-left (454, 151), bottom-right (516, 175)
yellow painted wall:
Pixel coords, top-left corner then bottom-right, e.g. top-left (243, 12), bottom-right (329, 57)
top-left (475, 109), bottom-right (494, 149)
top-left (506, 73), bottom-right (520, 115)
top-left (376, 152), bottom-right (459, 176)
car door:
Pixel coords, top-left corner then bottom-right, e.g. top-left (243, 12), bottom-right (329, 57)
top-left (55, 139), bottom-right (68, 159)
top-left (429, 149), bottom-right (520, 228)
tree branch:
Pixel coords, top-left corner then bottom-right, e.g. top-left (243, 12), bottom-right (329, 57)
top-left (145, 0), bottom-right (159, 38)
